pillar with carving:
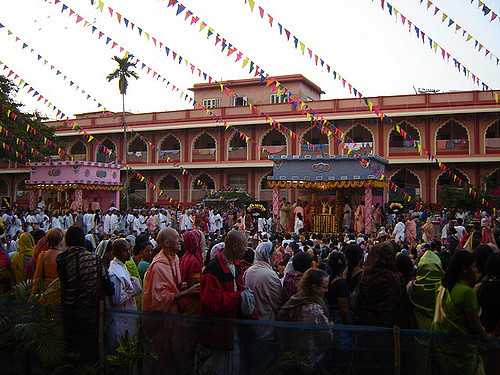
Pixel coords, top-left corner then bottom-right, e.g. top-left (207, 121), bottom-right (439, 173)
top-left (272, 187), bottom-right (280, 228)
top-left (28, 191), bottom-right (36, 210)
top-left (364, 184), bottom-right (373, 234)
top-left (74, 189), bottom-right (83, 210)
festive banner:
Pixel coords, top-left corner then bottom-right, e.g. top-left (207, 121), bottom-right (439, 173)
top-left (411, 0), bottom-right (499, 67)
top-left (0, 61), bottom-right (67, 119)
top-left (463, 0), bottom-right (499, 25)
top-left (44, 0), bottom-right (195, 106)
top-left (0, 20), bottom-right (107, 109)
top-left (89, 0), bottom-right (213, 84)
top-left (372, 0), bottom-right (492, 90)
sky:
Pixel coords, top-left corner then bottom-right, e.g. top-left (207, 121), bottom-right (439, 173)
top-left (1, 0), bottom-right (499, 119)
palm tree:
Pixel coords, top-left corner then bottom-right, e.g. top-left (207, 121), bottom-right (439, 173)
top-left (106, 54), bottom-right (139, 211)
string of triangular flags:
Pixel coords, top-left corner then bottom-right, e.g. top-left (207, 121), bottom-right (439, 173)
top-left (373, 0), bottom-right (492, 89)
top-left (43, 0), bottom-right (195, 106)
top-left (126, 167), bottom-right (165, 199)
top-left (415, 0), bottom-right (499, 67)
top-left (0, 122), bottom-right (48, 162)
top-left (160, 1), bottom-right (426, 202)
top-left (0, 61), bottom-right (67, 119)
top-left (465, 0), bottom-right (500, 25)
top-left (89, 0), bottom-right (214, 84)
top-left (0, 105), bottom-right (69, 161)
top-left (0, 21), bottom-right (107, 109)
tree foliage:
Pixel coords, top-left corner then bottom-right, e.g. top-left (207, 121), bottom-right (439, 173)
top-left (0, 75), bottom-right (56, 163)
top-left (106, 54), bottom-right (139, 96)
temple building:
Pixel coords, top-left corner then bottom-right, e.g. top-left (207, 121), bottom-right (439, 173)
top-left (0, 74), bottom-right (499, 208)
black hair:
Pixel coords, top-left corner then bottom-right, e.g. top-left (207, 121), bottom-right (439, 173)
top-left (484, 252), bottom-right (500, 279)
top-left (430, 240), bottom-right (442, 252)
top-left (328, 251), bottom-right (347, 278)
top-left (243, 248), bottom-right (255, 264)
top-left (474, 245), bottom-right (494, 276)
top-left (344, 243), bottom-right (363, 281)
top-left (442, 250), bottom-right (475, 291)
top-left (133, 233), bottom-right (150, 256)
top-left (65, 226), bottom-right (86, 248)
top-left (396, 253), bottom-right (415, 280)
top-left (30, 229), bottom-right (46, 245)
top-left (292, 251), bottom-right (313, 273)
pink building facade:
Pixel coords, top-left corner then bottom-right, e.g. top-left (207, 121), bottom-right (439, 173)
top-left (0, 74), bottom-right (499, 208)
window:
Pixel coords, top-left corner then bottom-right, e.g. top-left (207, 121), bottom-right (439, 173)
top-left (233, 96), bottom-right (248, 106)
top-left (270, 93), bottom-right (290, 104)
top-left (203, 98), bottom-right (221, 109)
top-left (228, 174), bottom-right (247, 191)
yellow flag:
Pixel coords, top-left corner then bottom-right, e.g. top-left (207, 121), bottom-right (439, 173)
top-left (432, 41), bottom-right (438, 51)
top-left (268, 116), bottom-right (273, 126)
top-left (248, 0), bottom-right (255, 12)
top-left (368, 101), bottom-right (373, 112)
top-left (219, 83), bottom-right (224, 92)
top-left (144, 32), bottom-right (150, 41)
top-left (442, 14), bottom-right (448, 23)
top-left (299, 42), bottom-right (305, 55)
top-left (98, 0), bottom-right (104, 11)
top-left (466, 34), bottom-right (473, 42)
top-left (242, 57), bottom-right (249, 68)
top-left (494, 92), bottom-right (499, 104)
top-left (199, 22), bottom-right (207, 32)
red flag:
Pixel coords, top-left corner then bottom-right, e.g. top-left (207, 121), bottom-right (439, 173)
top-left (268, 14), bottom-right (273, 27)
top-left (284, 29), bottom-right (291, 40)
top-left (75, 15), bottom-right (83, 23)
top-left (258, 6), bottom-right (264, 18)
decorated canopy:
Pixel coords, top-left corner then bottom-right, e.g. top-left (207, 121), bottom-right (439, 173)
top-left (26, 160), bottom-right (122, 191)
top-left (267, 155), bottom-right (388, 190)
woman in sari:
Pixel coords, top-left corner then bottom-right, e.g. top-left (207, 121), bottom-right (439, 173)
top-left (10, 232), bottom-right (35, 283)
top-left (31, 228), bottom-right (64, 304)
top-left (178, 229), bottom-right (204, 315)
top-left (0, 243), bottom-right (12, 293)
top-left (422, 218), bottom-right (435, 243)
top-left (432, 250), bottom-right (486, 375)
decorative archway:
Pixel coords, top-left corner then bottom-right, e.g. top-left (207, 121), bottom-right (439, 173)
top-left (301, 126), bottom-right (329, 156)
top-left (191, 173), bottom-right (216, 202)
top-left (485, 120), bottom-right (500, 154)
top-left (159, 175), bottom-right (181, 202)
top-left (436, 169), bottom-right (470, 206)
top-left (128, 137), bottom-right (148, 163)
top-left (342, 124), bottom-right (374, 156)
top-left (159, 134), bottom-right (181, 162)
top-left (435, 120), bottom-right (469, 154)
top-left (127, 178), bottom-right (147, 208)
top-left (70, 141), bottom-right (87, 161)
top-left (260, 129), bottom-right (287, 160)
top-left (192, 133), bottom-right (216, 162)
top-left (388, 169), bottom-right (421, 202)
top-left (388, 122), bottom-right (420, 156)
top-left (228, 132), bottom-right (248, 161)
top-left (96, 139), bottom-right (117, 163)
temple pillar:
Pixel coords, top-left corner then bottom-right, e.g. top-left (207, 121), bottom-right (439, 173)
top-left (114, 191), bottom-right (120, 209)
top-left (272, 187), bottom-right (280, 227)
top-left (28, 191), bottom-right (36, 210)
top-left (75, 189), bottom-right (83, 210)
top-left (364, 184), bottom-right (373, 234)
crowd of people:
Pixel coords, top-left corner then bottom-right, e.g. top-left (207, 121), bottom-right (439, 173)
top-left (0, 200), bottom-right (499, 374)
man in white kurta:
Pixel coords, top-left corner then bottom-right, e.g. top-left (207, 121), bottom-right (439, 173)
top-left (108, 239), bottom-right (142, 347)
top-left (180, 210), bottom-right (193, 231)
top-left (393, 219), bottom-right (406, 243)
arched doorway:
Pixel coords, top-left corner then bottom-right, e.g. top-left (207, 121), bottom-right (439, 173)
top-left (343, 125), bottom-right (373, 156)
top-left (485, 120), bottom-right (500, 154)
top-left (436, 120), bottom-right (469, 154)
top-left (228, 132), bottom-right (248, 161)
top-left (127, 178), bottom-right (147, 208)
top-left (71, 141), bottom-right (87, 161)
top-left (159, 175), bottom-right (180, 202)
top-left (261, 129), bottom-right (287, 159)
top-left (302, 127), bottom-right (329, 156)
top-left (436, 169), bottom-right (470, 207)
top-left (389, 169), bottom-right (421, 202)
top-left (485, 169), bottom-right (500, 197)
top-left (389, 122), bottom-right (420, 156)
top-left (159, 135), bottom-right (181, 162)
top-left (128, 137), bottom-right (148, 163)
top-left (192, 133), bottom-right (216, 162)
top-left (96, 139), bottom-right (116, 163)
top-left (191, 174), bottom-right (215, 202)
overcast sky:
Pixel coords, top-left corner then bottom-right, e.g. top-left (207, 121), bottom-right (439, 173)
top-left (1, 0), bottom-right (499, 119)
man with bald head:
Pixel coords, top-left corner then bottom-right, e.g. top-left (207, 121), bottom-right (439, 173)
top-left (108, 238), bottom-right (142, 347)
top-left (143, 228), bottom-right (199, 313)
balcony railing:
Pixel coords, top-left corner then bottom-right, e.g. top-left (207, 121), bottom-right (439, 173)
top-left (436, 139), bottom-right (469, 153)
top-left (486, 137), bottom-right (500, 153)
top-left (159, 149), bottom-right (181, 162)
top-left (127, 151), bottom-right (147, 163)
top-left (228, 146), bottom-right (247, 160)
top-left (192, 148), bottom-right (216, 162)
top-left (301, 143), bottom-right (329, 156)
